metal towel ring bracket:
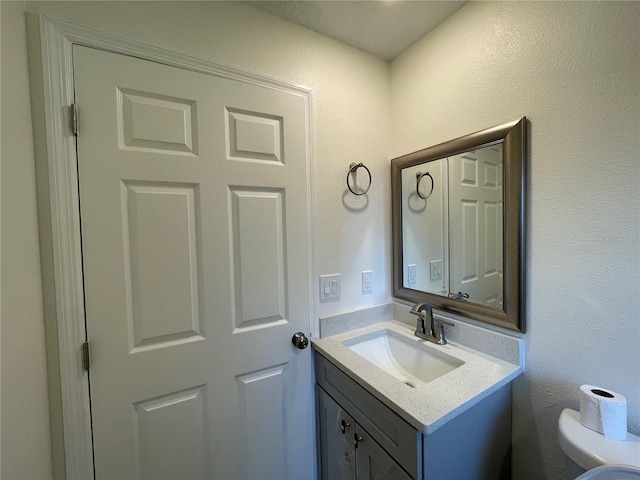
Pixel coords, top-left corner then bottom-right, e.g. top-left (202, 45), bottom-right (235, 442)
top-left (416, 171), bottom-right (434, 200)
top-left (347, 162), bottom-right (372, 196)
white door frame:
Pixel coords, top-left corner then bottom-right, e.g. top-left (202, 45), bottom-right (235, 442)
top-left (34, 14), bottom-right (316, 478)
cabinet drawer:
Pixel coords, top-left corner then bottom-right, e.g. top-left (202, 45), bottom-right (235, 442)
top-left (315, 352), bottom-right (421, 479)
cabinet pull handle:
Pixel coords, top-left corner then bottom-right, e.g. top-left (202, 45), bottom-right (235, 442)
top-left (340, 419), bottom-right (351, 433)
top-left (354, 433), bottom-right (364, 448)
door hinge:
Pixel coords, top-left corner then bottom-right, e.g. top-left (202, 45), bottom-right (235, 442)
top-left (70, 103), bottom-right (78, 136)
top-left (81, 341), bottom-right (90, 371)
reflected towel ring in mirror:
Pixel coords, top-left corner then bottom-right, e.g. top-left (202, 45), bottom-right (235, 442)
top-left (416, 171), bottom-right (434, 199)
top-left (347, 162), bottom-right (372, 195)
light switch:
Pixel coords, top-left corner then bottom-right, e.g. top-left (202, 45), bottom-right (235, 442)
top-left (320, 274), bottom-right (340, 301)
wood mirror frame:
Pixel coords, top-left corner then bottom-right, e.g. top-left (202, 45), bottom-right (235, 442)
top-left (391, 118), bottom-right (527, 333)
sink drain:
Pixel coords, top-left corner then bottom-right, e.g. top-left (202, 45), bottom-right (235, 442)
top-left (404, 381), bottom-right (417, 388)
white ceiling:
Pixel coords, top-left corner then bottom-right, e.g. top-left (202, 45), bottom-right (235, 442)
top-left (244, 1), bottom-right (467, 61)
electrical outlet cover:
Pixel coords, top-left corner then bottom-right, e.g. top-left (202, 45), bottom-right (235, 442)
top-left (408, 264), bottom-right (416, 286)
top-left (430, 260), bottom-right (443, 281)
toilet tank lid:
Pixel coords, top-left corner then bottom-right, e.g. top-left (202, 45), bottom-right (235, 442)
top-left (558, 409), bottom-right (640, 471)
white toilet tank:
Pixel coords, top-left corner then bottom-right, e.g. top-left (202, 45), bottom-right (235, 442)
top-left (558, 409), bottom-right (640, 479)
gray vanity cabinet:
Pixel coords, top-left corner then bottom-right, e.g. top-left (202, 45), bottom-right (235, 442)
top-left (354, 423), bottom-right (412, 480)
top-left (317, 387), bottom-right (411, 480)
top-left (315, 353), bottom-right (421, 479)
top-left (314, 351), bottom-right (512, 480)
top-left (317, 387), bottom-right (356, 479)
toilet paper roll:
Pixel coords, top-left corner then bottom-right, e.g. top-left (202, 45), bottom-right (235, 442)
top-left (579, 384), bottom-right (627, 440)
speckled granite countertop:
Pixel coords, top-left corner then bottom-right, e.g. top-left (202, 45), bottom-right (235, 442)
top-left (312, 320), bottom-right (522, 435)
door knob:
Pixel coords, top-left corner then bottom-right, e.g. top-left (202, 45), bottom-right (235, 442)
top-left (354, 433), bottom-right (364, 448)
top-left (291, 332), bottom-right (309, 349)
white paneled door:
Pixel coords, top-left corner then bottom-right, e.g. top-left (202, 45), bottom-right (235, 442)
top-left (73, 45), bottom-right (314, 479)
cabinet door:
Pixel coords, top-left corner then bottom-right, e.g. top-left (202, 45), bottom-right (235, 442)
top-left (317, 388), bottom-right (356, 480)
top-left (355, 425), bottom-right (412, 480)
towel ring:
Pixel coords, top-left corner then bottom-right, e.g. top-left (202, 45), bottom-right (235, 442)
top-left (347, 162), bottom-right (371, 196)
top-left (416, 171), bottom-right (434, 200)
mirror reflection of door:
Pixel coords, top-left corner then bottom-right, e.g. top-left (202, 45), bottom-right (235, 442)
top-left (448, 144), bottom-right (503, 309)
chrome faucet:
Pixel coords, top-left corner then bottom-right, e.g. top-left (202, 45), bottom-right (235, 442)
top-left (409, 303), bottom-right (454, 345)
top-left (410, 303), bottom-right (434, 337)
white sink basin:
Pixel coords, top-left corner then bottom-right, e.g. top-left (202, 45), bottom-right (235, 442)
top-left (343, 329), bottom-right (464, 388)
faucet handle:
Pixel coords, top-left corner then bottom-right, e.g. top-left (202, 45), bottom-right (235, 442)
top-left (434, 318), bottom-right (454, 344)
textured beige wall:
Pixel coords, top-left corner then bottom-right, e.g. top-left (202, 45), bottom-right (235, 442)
top-left (1, 2), bottom-right (54, 478)
top-left (391, 3), bottom-right (640, 479)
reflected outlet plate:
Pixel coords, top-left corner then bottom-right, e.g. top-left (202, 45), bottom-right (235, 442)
top-left (429, 260), bottom-right (443, 281)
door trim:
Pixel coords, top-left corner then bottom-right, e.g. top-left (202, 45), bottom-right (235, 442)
top-left (33, 14), bottom-right (316, 478)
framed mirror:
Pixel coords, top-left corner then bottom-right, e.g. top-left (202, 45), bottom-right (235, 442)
top-left (391, 118), bottom-right (526, 332)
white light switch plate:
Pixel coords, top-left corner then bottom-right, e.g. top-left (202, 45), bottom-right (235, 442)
top-left (320, 274), bottom-right (340, 301)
